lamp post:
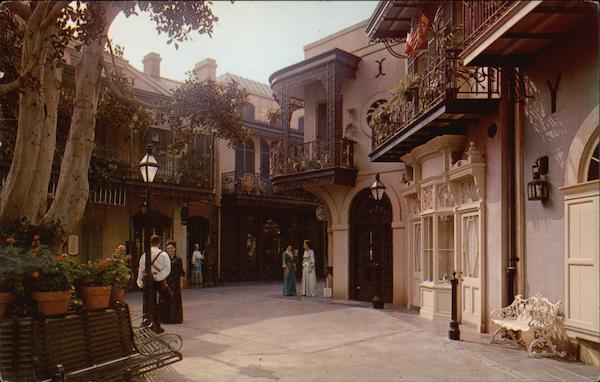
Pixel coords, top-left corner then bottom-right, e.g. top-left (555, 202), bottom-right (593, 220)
top-left (139, 144), bottom-right (160, 329)
top-left (369, 174), bottom-right (386, 309)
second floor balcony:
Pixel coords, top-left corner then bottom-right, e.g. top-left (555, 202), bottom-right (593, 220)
top-left (91, 146), bottom-right (214, 192)
top-left (370, 50), bottom-right (500, 162)
top-left (461, 0), bottom-right (592, 66)
top-left (270, 138), bottom-right (357, 190)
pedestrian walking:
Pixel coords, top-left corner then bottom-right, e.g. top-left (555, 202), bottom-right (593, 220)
top-left (282, 242), bottom-right (297, 296)
top-left (191, 243), bottom-right (204, 285)
top-left (300, 239), bottom-right (317, 297)
top-left (136, 235), bottom-right (171, 333)
top-left (160, 240), bottom-right (184, 324)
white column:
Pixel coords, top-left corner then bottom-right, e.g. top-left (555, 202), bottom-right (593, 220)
top-left (331, 224), bottom-right (350, 299)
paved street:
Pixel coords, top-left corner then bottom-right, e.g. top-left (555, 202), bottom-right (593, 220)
top-left (126, 283), bottom-right (599, 382)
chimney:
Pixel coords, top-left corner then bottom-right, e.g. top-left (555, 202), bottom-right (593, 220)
top-left (194, 58), bottom-right (217, 81)
top-left (142, 52), bottom-right (161, 79)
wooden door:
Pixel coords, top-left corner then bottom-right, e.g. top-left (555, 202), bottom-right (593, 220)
top-left (459, 213), bottom-right (481, 329)
top-left (350, 190), bottom-right (392, 303)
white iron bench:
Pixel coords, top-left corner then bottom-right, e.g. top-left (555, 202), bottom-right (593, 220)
top-left (490, 292), bottom-right (566, 358)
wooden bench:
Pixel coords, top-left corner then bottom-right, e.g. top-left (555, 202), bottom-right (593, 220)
top-left (490, 292), bottom-right (566, 358)
top-left (0, 301), bottom-right (182, 381)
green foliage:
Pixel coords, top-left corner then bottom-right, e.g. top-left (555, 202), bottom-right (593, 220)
top-left (109, 245), bottom-right (132, 290)
top-left (166, 78), bottom-right (250, 150)
top-left (389, 73), bottom-right (421, 106)
top-left (261, 105), bottom-right (281, 124)
top-left (0, 245), bottom-right (27, 294)
top-left (26, 246), bottom-right (75, 292)
top-left (0, 219), bottom-right (64, 249)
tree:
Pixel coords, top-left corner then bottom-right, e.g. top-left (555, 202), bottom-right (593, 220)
top-left (0, 1), bottom-right (248, 239)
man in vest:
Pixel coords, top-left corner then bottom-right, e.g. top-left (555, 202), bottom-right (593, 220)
top-left (137, 235), bottom-right (171, 333)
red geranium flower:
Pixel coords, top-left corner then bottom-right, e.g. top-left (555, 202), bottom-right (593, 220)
top-left (30, 252), bottom-right (38, 258)
top-left (33, 234), bottom-right (41, 241)
top-left (98, 258), bottom-right (111, 268)
top-left (118, 244), bottom-right (126, 252)
top-left (31, 241), bottom-right (39, 248)
top-left (5, 236), bottom-right (16, 245)
top-left (32, 271), bottom-right (40, 278)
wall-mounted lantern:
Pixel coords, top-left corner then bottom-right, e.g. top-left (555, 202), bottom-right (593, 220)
top-left (527, 156), bottom-right (549, 202)
top-left (180, 202), bottom-right (189, 225)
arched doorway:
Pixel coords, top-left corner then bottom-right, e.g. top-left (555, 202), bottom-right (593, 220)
top-left (131, 210), bottom-right (172, 289)
top-left (349, 189), bottom-right (393, 303)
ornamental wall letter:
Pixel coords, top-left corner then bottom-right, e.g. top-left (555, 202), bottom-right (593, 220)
top-left (375, 58), bottom-right (386, 78)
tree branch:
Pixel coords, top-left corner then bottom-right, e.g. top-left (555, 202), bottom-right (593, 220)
top-left (1, 1), bottom-right (32, 22)
top-left (39, 1), bottom-right (67, 30)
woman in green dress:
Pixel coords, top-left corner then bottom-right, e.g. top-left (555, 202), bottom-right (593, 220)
top-left (282, 243), bottom-right (297, 296)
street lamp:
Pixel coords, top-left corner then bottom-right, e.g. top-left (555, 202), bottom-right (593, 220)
top-left (139, 144), bottom-right (160, 330)
top-left (369, 173), bottom-right (386, 309)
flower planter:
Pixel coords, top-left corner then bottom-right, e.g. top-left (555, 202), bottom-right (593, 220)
top-left (81, 286), bottom-right (112, 311)
top-left (110, 288), bottom-right (125, 304)
top-left (31, 290), bottom-right (71, 316)
top-left (0, 292), bottom-right (13, 319)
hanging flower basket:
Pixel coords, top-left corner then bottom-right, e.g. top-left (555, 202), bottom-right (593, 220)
top-left (81, 285), bottom-right (112, 311)
top-left (31, 290), bottom-right (71, 316)
top-left (0, 292), bottom-right (13, 319)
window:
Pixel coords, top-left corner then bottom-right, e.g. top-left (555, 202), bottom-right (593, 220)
top-left (413, 222), bottom-right (421, 272)
top-left (298, 116), bottom-right (304, 131)
top-left (463, 215), bottom-right (479, 278)
top-left (366, 99), bottom-right (387, 129)
top-left (437, 215), bottom-right (454, 282)
top-left (242, 103), bottom-right (255, 121)
top-left (317, 102), bottom-right (327, 142)
top-left (235, 140), bottom-right (255, 176)
top-left (423, 216), bottom-right (433, 282)
top-left (586, 141), bottom-right (599, 181)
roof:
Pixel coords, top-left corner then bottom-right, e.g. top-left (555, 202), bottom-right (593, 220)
top-left (217, 73), bottom-right (273, 99)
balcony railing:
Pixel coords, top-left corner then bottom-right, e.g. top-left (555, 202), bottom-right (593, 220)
top-left (463, 1), bottom-right (515, 48)
top-left (372, 50), bottom-right (500, 149)
top-left (91, 147), bottom-right (213, 190)
top-left (270, 138), bottom-right (356, 177)
top-left (221, 171), bottom-right (272, 196)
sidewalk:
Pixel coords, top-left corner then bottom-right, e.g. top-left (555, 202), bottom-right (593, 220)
top-left (127, 282), bottom-right (599, 382)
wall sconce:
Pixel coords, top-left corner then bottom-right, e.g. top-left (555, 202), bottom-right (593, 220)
top-left (527, 156), bottom-right (549, 202)
top-left (180, 202), bottom-right (189, 225)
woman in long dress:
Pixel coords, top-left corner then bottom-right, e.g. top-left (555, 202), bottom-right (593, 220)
top-left (191, 243), bottom-right (204, 286)
top-left (160, 240), bottom-right (184, 324)
top-left (282, 243), bottom-right (297, 296)
top-left (300, 240), bottom-right (317, 297)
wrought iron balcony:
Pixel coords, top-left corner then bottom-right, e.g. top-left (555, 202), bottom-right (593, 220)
top-left (91, 146), bottom-right (213, 191)
top-left (370, 50), bottom-right (500, 162)
top-left (270, 138), bottom-right (357, 191)
top-left (461, 0), bottom-right (591, 66)
top-left (221, 171), bottom-right (272, 196)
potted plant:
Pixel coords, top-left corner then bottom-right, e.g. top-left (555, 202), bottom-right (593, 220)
top-left (109, 245), bottom-right (132, 303)
top-left (262, 105), bottom-right (281, 125)
top-left (389, 73), bottom-right (421, 105)
top-left (0, 242), bottom-right (25, 318)
top-left (27, 246), bottom-right (75, 317)
top-left (75, 258), bottom-right (114, 311)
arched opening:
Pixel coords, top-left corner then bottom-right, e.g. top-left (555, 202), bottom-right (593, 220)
top-left (349, 189), bottom-right (393, 303)
top-left (131, 210), bottom-right (172, 288)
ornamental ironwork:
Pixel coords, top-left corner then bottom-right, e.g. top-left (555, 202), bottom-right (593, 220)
top-left (463, 1), bottom-right (515, 48)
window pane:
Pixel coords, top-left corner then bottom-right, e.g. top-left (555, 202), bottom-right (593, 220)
top-left (413, 223), bottom-right (421, 272)
top-left (437, 215), bottom-right (454, 282)
top-left (423, 217), bottom-right (433, 282)
top-left (587, 143), bottom-right (599, 181)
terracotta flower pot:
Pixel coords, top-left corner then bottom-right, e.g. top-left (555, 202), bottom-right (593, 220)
top-left (81, 285), bottom-right (112, 311)
top-left (110, 288), bottom-right (125, 303)
top-left (0, 292), bottom-right (14, 319)
top-left (31, 290), bottom-right (71, 316)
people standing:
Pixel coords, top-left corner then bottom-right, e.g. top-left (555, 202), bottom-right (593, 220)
top-left (282, 243), bottom-right (297, 296)
top-left (136, 235), bottom-right (171, 333)
top-left (191, 243), bottom-right (204, 286)
top-left (160, 240), bottom-right (184, 324)
top-left (300, 239), bottom-right (317, 297)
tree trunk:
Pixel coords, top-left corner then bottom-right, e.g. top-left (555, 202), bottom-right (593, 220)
top-left (42, 40), bottom-right (103, 234)
top-left (0, 4), bottom-right (53, 224)
top-left (43, 4), bottom-right (120, 235)
top-left (24, 54), bottom-right (63, 222)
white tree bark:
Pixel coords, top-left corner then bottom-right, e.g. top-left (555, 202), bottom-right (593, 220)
top-left (0, 3), bottom-right (53, 223)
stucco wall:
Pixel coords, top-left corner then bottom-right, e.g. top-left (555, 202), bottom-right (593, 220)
top-left (522, 17), bottom-right (599, 304)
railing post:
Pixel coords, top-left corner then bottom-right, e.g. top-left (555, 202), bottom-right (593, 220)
top-left (449, 271), bottom-right (461, 341)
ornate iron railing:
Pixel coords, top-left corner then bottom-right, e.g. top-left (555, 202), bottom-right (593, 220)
top-left (221, 171), bottom-right (272, 196)
top-left (270, 138), bottom-right (356, 177)
top-left (91, 147), bottom-right (213, 189)
top-left (372, 50), bottom-right (500, 149)
top-left (463, 1), bottom-right (516, 48)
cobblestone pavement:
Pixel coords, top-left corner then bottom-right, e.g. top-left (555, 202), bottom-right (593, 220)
top-left (126, 283), bottom-right (599, 382)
